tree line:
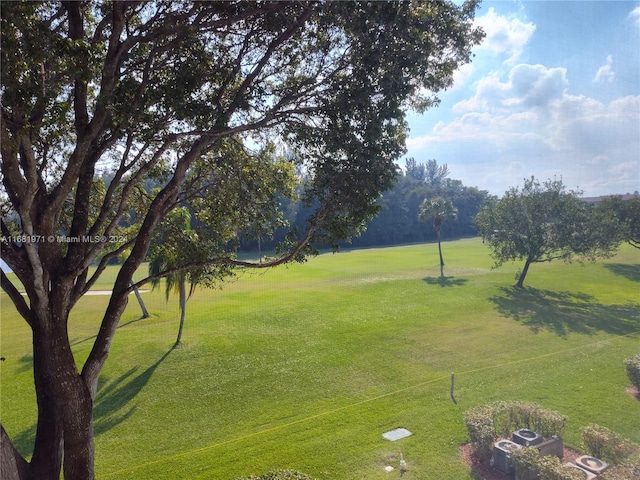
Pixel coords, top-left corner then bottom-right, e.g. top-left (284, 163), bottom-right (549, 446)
top-left (238, 158), bottom-right (491, 253)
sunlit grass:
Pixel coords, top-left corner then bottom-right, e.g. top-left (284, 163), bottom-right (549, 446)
top-left (1, 239), bottom-right (639, 479)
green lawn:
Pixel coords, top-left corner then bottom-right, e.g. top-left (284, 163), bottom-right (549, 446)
top-left (1, 238), bottom-right (639, 479)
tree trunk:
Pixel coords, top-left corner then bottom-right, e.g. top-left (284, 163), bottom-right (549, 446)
top-left (4, 338), bottom-right (94, 480)
top-left (29, 321), bottom-right (95, 480)
top-left (131, 282), bottom-right (150, 318)
top-left (1, 424), bottom-right (29, 480)
top-left (59, 383), bottom-right (94, 480)
top-left (516, 258), bottom-right (533, 288)
top-left (435, 223), bottom-right (445, 278)
top-left (175, 278), bottom-right (186, 346)
top-left (29, 333), bottom-right (64, 480)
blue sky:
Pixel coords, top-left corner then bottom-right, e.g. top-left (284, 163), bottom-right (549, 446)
top-left (405, 0), bottom-right (640, 197)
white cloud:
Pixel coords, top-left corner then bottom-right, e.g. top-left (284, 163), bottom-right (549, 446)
top-left (474, 8), bottom-right (536, 64)
top-left (453, 64), bottom-right (568, 113)
top-left (551, 95), bottom-right (640, 157)
top-left (406, 65), bottom-right (640, 196)
top-left (406, 3), bottom-right (640, 197)
top-left (593, 55), bottom-right (615, 83)
top-left (629, 6), bottom-right (640, 26)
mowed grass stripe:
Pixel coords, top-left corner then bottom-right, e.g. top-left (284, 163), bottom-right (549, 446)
top-left (96, 329), bottom-right (639, 479)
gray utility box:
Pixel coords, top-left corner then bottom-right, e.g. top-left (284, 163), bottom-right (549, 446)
top-left (575, 455), bottom-right (609, 475)
top-left (493, 440), bottom-right (522, 475)
top-left (512, 428), bottom-right (543, 447)
top-left (536, 435), bottom-right (563, 459)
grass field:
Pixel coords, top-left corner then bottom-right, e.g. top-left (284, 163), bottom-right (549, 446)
top-left (1, 238), bottom-right (639, 479)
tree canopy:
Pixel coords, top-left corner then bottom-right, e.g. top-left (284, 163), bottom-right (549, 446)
top-left (596, 195), bottom-right (640, 250)
top-left (474, 177), bottom-right (621, 288)
top-left (0, 2), bottom-right (483, 479)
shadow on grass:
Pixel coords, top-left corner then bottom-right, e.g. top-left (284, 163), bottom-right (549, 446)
top-left (423, 276), bottom-right (468, 288)
top-left (604, 263), bottom-right (640, 283)
top-left (489, 287), bottom-right (640, 337)
top-left (9, 425), bottom-right (36, 460)
top-left (15, 354), bottom-right (33, 374)
top-left (93, 346), bottom-right (174, 435)
top-left (117, 314), bottom-right (154, 329)
top-left (69, 315), bottom-right (152, 348)
top-left (7, 347), bottom-right (175, 458)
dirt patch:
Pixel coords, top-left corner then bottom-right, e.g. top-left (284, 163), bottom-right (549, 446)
top-left (627, 386), bottom-right (640, 401)
top-left (459, 443), bottom-right (506, 480)
top-left (459, 442), bottom-right (584, 480)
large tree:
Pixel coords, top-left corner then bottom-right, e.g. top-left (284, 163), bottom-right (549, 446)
top-left (475, 177), bottom-right (621, 288)
top-left (0, 2), bottom-right (483, 479)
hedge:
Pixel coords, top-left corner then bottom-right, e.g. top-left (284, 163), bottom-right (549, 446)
top-left (511, 447), bottom-right (584, 480)
top-left (464, 401), bottom-right (567, 463)
top-left (624, 354), bottom-right (640, 390)
top-left (582, 424), bottom-right (638, 465)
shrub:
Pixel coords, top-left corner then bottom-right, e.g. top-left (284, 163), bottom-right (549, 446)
top-left (464, 403), bottom-right (498, 462)
top-left (598, 451), bottom-right (640, 480)
top-left (625, 354), bottom-right (640, 389)
top-left (536, 456), bottom-right (585, 480)
top-left (491, 401), bottom-right (567, 439)
top-left (511, 448), bottom-right (584, 480)
top-left (511, 447), bottom-right (539, 480)
top-left (600, 465), bottom-right (640, 480)
top-left (581, 424), bottom-right (638, 465)
top-left (235, 470), bottom-right (317, 480)
top-left (464, 401), bottom-right (567, 463)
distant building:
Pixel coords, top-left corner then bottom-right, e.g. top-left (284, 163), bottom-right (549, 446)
top-left (581, 193), bottom-right (640, 203)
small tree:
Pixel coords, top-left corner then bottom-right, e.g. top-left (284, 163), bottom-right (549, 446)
top-left (475, 177), bottom-right (621, 288)
top-left (418, 196), bottom-right (457, 275)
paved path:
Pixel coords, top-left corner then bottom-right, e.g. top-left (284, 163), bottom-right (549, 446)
top-left (21, 290), bottom-right (149, 296)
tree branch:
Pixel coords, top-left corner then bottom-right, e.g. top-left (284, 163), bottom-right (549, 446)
top-left (0, 423), bottom-right (29, 480)
top-left (1, 270), bottom-right (33, 327)
top-left (81, 136), bottom-right (213, 394)
top-left (223, 5), bottom-right (316, 123)
top-left (130, 202), bottom-right (327, 292)
top-left (65, 1), bottom-right (90, 131)
top-left (44, 2), bottom-right (127, 220)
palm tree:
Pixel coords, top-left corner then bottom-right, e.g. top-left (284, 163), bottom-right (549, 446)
top-left (130, 281), bottom-right (150, 318)
top-left (149, 257), bottom-right (193, 346)
top-left (148, 207), bottom-right (198, 346)
top-left (418, 197), bottom-right (458, 276)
